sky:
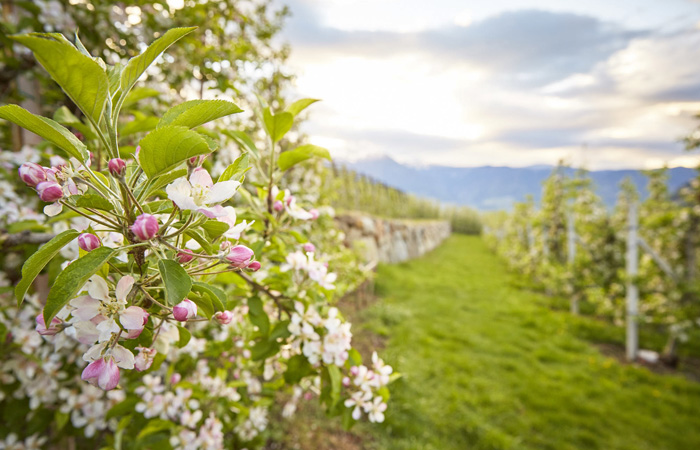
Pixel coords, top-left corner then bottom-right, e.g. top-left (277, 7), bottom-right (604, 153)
top-left (278, 0), bottom-right (700, 170)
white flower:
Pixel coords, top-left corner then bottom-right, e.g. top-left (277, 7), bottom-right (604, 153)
top-left (344, 390), bottom-right (372, 420)
top-left (364, 396), bottom-right (388, 423)
top-left (166, 168), bottom-right (240, 218)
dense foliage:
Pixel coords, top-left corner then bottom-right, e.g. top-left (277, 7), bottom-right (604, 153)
top-left (485, 162), bottom-right (700, 363)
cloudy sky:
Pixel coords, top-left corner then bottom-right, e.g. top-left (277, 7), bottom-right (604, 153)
top-left (278, 0), bottom-right (700, 169)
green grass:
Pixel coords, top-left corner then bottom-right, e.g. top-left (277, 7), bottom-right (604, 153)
top-left (359, 235), bottom-right (700, 450)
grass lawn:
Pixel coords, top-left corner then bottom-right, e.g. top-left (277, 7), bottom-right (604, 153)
top-left (353, 234), bottom-right (700, 450)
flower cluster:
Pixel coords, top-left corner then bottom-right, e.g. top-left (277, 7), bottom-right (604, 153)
top-left (343, 352), bottom-right (393, 423)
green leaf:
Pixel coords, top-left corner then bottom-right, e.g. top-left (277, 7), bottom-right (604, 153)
top-left (184, 229), bottom-right (214, 254)
top-left (218, 153), bottom-right (250, 182)
top-left (176, 325), bottom-right (191, 348)
top-left (55, 410), bottom-right (70, 431)
top-left (248, 297), bottom-right (269, 335)
top-left (139, 169), bottom-right (187, 199)
top-left (74, 194), bottom-right (114, 211)
top-left (224, 130), bottom-right (259, 159)
top-left (286, 98), bottom-right (320, 117)
top-left (53, 106), bottom-right (96, 140)
top-left (122, 87), bottom-right (160, 108)
top-left (188, 293), bottom-right (214, 319)
top-left (200, 220), bottom-right (230, 240)
top-left (119, 112), bottom-right (159, 137)
top-left (44, 247), bottom-right (116, 326)
top-left (15, 229), bottom-right (80, 306)
top-left (106, 398), bottom-right (139, 420)
top-left (138, 125), bottom-right (210, 178)
top-left (0, 105), bottom-right (89, 162)
top-left (136, 419), bottom-right (174, 441)
top-left (158, 259), bottom-right (192, 306)
top-left (327, 365), bottom-right (342, 407)
top-left (263, 109), bottom-right (294, 143)
top-left (158, 99), bottom-right (242, 129)
top-left (270, 320), bottom-right (291, 340)
top-left (278, 144), bottom-right (331, 171)
top-left (106, 63), bottom-right (124, 95)
top-left (251, 339), bottom-right (280, 361)
top-left (284, 354), bottom-right (314, 384)
top-left (11, 33), bottom-right (109, 123)
top-left (118, 27), bottom-right (196, 104)
top-left (348, 348), bottom-right (362, 367)
top-left (192, 281), bottom-right (226, 312)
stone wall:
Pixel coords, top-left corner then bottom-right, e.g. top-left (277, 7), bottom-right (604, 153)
top-left (335, 213), bottom-right (451, 264)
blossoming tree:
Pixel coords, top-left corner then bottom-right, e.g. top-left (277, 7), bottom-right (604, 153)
top-left (0, 28), bottom-right (394, 449)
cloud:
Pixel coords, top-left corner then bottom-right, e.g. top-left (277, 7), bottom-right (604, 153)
top-left (285, 3), bottom-right (646, 87)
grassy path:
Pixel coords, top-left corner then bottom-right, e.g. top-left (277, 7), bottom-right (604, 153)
top-left (359, 235), bottom-right (700, 450)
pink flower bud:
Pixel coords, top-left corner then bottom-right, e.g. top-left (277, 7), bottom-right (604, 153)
top-left (187, 155), bottom-right (206, 167)
top-left (286, 195), bottom-right (294, 206)
top-left (242, 349), bottom-right (251, 359)
top-left (309, 208), bottom-right (320, 220)
top-left (18, 162), bottom-right (46, 187)
top-left (342, 376), bottom-right (351, 387)
top-left (134, 347), bottom-right (157, 372)
top-left (214, 311), bottom-right (234, 325)
top-left (273, 200), bottom-right (284, 212)
top-left (246, 261), bottom-right (261, 272)
top-left (173, 299), bottom-right (197, 322)
top-left (303, 243), bottom-right (316, 253)
top-left (225, 245), bottom-right (254, 268)
top-left (131, 213), bottom-right (159, 240)
top-left (177, 251), bottom-right (195, 264)
top-left (35, 313), bottom-right (62, 336)
top-left (108, 158), bottom-right (126, 177)
top-left (36, 181), bottom-right (63, 202)
top-left (78, 233), bottom-right (101, 252)
top-left (82, 358), bottom-right (120, 391)
top-left (74, 131), bottom-right (85, 141)
top-left (350, 366), bottom-right (360, 377)
top-left (170, 373), bottom-right (182, 385)
top-left (134, 145), bottom-right (141, 161)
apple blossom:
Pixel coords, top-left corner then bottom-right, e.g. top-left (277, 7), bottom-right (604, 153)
top-left (35, 313), bottom-right (62, 336)
top-left (225, 245), bottom-right (254, 268)
top-left (18, 162), bottom-right (46, 187)
top-left (36, 181), bottom-right (63, 202)
top-left (108, 158), bottom-right (126, 177)
top-left (177, 250), bottom-right (195, 264)
top-left (303, 242), bottom-right (316, 253)
top-left (78, 233), bottom-right (101, 252)
top-left (214, 311), bottom-right (233, 325)
top-left (131, 213), bottom-right (159, 240)
top-left (173, 299), bottom-right (197, 322)
top-left (134, 347), bottom-right (157, 372)
top-left (247, 260), bottom-right (261, 271)
top-left (166, 168), bottom-right (240, 218)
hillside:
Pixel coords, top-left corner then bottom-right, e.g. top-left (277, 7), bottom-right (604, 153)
top-left (341, 157), bottom-right (697, 210)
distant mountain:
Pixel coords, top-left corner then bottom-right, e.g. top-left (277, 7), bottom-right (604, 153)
top-left (340, 157), bottom-right (698, 211)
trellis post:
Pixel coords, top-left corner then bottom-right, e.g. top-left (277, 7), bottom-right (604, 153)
top-left (567, 212), bottom-right (578, 314)
top-left (626, 201), bottom-right (639, 361)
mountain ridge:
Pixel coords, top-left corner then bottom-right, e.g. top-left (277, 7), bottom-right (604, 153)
top-left (339, 157), bottom-right (697, 210)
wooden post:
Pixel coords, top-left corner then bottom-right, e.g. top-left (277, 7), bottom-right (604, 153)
top-left (567, 213), bottom-right (578, 314)
top-left (626, 201), bottom-right (639, 361)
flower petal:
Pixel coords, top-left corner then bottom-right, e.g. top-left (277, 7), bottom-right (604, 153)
top-left (120, 306), bottom-right (148, 330)
top-left (112, 344), bottom-right (135, 370)
top-left (81, 359), bottom-right (104, 380)
top-left (44, 202), bottom-right (63, 217)
top-left (208, 180), bottom-right (240, 204)
top-left (69, 295), bottom-right (101, 321)
top-left (98, 359), bottom-right (120, 390)
top-left (166, 178), bottom-right (198, 210)
top-left (190, 168), bottom-right (214, 188)
top-left (87, 276), bottom-right (110, 301)
top-left (115, 275), bottom-right (135, 302)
